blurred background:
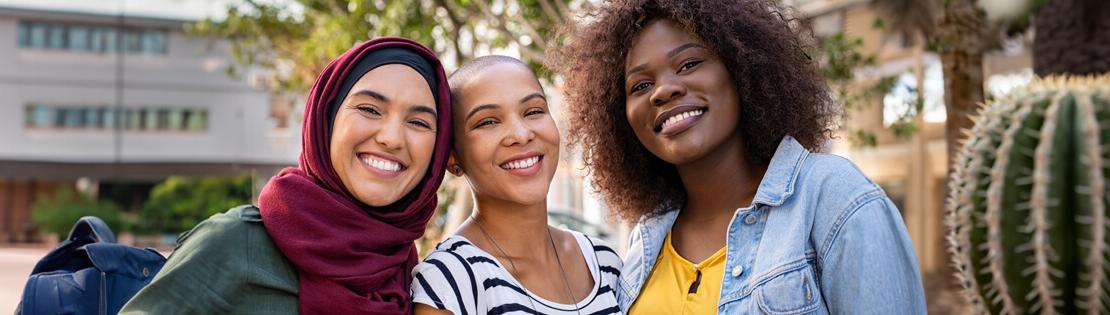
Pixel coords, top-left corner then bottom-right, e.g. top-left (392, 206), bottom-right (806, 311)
top-left (0, 0), bottom-right (1103, 313)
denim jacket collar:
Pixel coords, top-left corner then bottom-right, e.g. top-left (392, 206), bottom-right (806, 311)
top-left (623, 136), bottom-right (809, 308)
top-left (750, 135), bottom-right (808, 207)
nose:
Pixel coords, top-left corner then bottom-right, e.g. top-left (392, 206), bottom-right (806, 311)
top-left (649, 74), bottom-right (686, 106)
top-left (373, 118), bottom-right (404, 151)
top-left (501, 116), bottom-right (535, 147)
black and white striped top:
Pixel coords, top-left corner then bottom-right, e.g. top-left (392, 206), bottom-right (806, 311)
top-left (411, 231), bottom-right (622, 315)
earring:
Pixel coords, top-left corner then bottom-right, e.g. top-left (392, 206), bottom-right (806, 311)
top-left (448, 164), bottom-right (463, 176)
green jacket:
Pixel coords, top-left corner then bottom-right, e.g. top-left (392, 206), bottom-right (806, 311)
top-left (120, 205), bottom-right (299, 314)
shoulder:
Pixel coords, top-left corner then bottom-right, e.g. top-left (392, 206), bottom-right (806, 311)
top-left (166, 204), bottom-right (293, 281)
top-left (122, 206), bottom-right (297, 314)
top-left (799, 153), bottom-right (878, 192)
top-left (413, 236), bottom-right (485, 286)
top-left (794, 153), bottom-right (889, 216)
top-left (173, 205), bottom-right (272, 252)
top-left (579, 233), bottom-right (623, 282)
top-left (580, 234), bottom-right (621, 266)
top-left (412, 237), bottom-right (483, 314)
top-left (795, 154), bottom-right (904, 258)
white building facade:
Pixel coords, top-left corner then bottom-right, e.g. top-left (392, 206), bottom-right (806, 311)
top-left (0, 6), bottom-right (299, 242)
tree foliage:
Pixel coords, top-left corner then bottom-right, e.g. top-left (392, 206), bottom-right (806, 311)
top-left (188, 0), bottom-right (582, 93)
top-left (32, 188), bottom-right (126, 238)
top-left (139, 176), bottom-right (253, 235)
top-left (818, 32), bottom-right (899, 147)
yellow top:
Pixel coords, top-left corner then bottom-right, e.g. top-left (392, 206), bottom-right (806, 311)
top-left (629, 232), bottom-right (727, 315)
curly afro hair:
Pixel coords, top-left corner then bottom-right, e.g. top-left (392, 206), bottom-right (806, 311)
top-left (548, 0), bottom-right (838, 223)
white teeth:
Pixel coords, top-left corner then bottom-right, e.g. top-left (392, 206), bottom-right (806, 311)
top-left (363, 156), bottom-right (401, 172)
top-left (501, 156), bottom-right (540, 170)
top-left (661, 109), bottom-right (704, 129)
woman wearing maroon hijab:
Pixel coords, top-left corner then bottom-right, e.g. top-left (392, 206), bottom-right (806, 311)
top-left (121, 37), bottom-right (453, 315)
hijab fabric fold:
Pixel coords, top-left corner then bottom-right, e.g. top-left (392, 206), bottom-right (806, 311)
top-left (257, 37), bottom-right (452, 315)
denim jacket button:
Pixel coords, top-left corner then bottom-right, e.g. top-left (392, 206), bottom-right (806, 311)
top-left (743, 214), bottom-right (758, 225)
top-left (732, 265), bottom-right (743, 277)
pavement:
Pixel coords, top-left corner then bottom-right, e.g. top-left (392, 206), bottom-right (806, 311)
top-left (0, 246), bottom-right (50, 313)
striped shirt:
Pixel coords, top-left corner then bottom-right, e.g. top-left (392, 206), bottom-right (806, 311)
top-left (411, 231), bottom-right (622, 315)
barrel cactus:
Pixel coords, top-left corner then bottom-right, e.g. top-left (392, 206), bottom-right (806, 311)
top-left (947, 75), bottom-right (1110, 314)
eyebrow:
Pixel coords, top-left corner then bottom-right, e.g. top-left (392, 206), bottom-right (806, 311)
top-left (625, 42), bottom-right (704, 77)
top-left (351, 89), bottom-right (388, 103)
top-left (520, 92), bottom-right (546, 104)
top-left (667, 43), bottom-right (701, 58)
top-left (465, 104), bottom-right (500, 121)
top-left (410, 105), bottom-right (438, 120)
top-left (353, 89), bottom-right (436, 119)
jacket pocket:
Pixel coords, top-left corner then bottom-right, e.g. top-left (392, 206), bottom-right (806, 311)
top-left (754, 264), bottom-right (822, 315)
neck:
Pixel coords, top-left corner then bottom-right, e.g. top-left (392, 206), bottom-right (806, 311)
top-left (470, 193), bottom-right (551, 257)
top-left (675, 133), bottom-right (766, 221)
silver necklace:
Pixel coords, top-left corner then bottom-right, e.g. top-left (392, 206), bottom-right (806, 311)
top-left (472, 216), bottom-right (583, 315)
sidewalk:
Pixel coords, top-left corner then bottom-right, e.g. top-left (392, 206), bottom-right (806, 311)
top-left (0, 245), bottom-right (50, 313)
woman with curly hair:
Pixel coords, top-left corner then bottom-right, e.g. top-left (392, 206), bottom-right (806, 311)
top-left (550, 0), bottom-right (926, 313)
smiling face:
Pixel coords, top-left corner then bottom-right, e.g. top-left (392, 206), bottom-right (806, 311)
top-left (329, 64), bottom-right (438, 207)
top-left (624, 19), bottom-right (742, 166)
top-left (452, 62), bottom-right (560, 206)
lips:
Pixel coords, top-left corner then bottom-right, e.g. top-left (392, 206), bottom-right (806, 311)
top-left (501, 156), bottom-right (540, 170)
top-left (653, 104), bottom-right (707, 135)
top-left (358, 153), bottom-right (407, 174)
top-left (499, 152), bottom-right (544, 176)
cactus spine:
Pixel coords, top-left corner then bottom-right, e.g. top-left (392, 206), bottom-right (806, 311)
top-left (947, 75), bottom-right (1110, 314)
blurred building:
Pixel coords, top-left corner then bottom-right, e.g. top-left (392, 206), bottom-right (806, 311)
top-left (0, 5), bottom-right (299, 242)
top-left (792, 0), bottom-right (1033, 311)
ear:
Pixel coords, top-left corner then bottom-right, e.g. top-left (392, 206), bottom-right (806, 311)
top-left (447, 152), bottom-right (464, 176)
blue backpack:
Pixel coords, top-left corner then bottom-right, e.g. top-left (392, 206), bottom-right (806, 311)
top-left (17, 216), bottom-right (166, 315)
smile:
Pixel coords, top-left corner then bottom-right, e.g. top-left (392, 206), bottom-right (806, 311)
top-left (653, 105), bottom-right (707, 136)
top-left (359, 153), bottom-right (406, 173)
top-left (661, 109), bottom-right (704, 130)
top-left (500, 156), bottom-right (541, 170)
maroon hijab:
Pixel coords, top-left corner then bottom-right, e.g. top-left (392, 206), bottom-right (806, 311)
top-left (257, 37), bottom-right (452, 315)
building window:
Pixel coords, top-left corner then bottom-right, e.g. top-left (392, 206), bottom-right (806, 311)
top-left (28, 23), bottom-right (47, 48)
top-left (17, 22), bottom-right (30, 46)
top-left (142, 30), bottom-right (167, 54)
top-left (123, 30), bottom-right (142, 53)
top-left (69, 26), bottom-right (91, 51)
top-left (91, 27), bottom-right (115, 53)
top-left (47, 24), bottom-right (65, 49)
top-left (23, 105), bottom-right (207, 132)
top-left (183, 110), bottom-right (208, 131)
top-left (16, 21), bottom-right (167, 55)
top-left (155, 109), bottom-right (170, 129)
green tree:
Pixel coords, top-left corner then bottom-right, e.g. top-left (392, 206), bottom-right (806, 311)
top-left (188, 0), bottom-right (580, 92)
top-left (32, 188), bottom-right (127, 238)
top-left (817, 31), bottom-right (898, 147)
top-left (139, 176), bottom-right (253, 235)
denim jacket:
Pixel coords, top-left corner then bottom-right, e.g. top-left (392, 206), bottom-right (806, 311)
top-left (617, 136), bottom-right (927, 314)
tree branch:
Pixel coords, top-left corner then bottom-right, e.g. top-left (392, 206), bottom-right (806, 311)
top-left (538, 0), bottom-right (565, 25)
top-left (472, 0), bottom-right (546, 58)
top-left (432, 0), bottom-right (468, 65)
